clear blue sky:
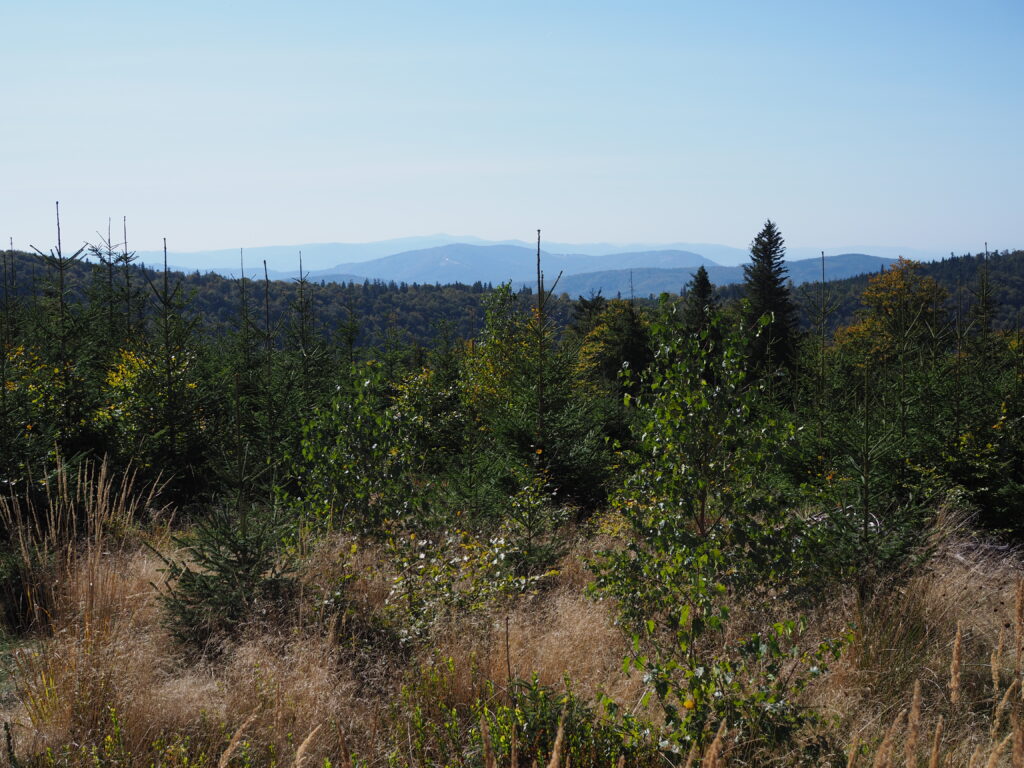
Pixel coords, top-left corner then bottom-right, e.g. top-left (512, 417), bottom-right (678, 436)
top-left (2, 0), bottom-right (1022, 254)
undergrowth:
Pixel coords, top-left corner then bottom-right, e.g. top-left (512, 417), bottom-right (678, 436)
top-left (1, 463), bottom-right (1023, 767)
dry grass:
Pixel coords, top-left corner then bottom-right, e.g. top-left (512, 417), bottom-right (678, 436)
top-left (0, 465), bottom-right (372, 768)
top-left (296, 531), bottom-right (394, 626)
top-left (430, 585), bottom-right (638, 707)
top-left (0, 458), bottom-right (164, 630)
top-left (1, 543), bottom-right (379, 768)
top-left (5, 475), bottom-right (1024, 768)
top-left (4, 548), bottom-right (171, 758)
top-left (298, 528), bottom-right (642, 710)
top-left (812, 516), bottom-right (1024, 766)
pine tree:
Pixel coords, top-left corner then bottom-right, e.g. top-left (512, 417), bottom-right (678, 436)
top-left (742, 220), bottom-right (798, 373)
top-left (681, 266), bottom-right (718, 333)
top-left (969, 248), bottom-right (995, 335)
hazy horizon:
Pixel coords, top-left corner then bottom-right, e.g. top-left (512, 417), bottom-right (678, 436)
top-left (130, 234), bottom-right (953, 268)
top-left (4, 1), bottom-right (1022, 255)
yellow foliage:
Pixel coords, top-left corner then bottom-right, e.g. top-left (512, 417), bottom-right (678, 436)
top-left (834, 258), bottom-right (947, 362)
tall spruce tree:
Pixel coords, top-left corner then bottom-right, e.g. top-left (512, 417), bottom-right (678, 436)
top-left (742, 220), bottom-right (797, 373)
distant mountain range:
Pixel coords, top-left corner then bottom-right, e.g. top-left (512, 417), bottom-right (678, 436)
top-left (301, 245), bottom-right (718, 287)
top-left (137, 235), bottom-right (749, 273)
top-left (554, 253), bottom-right (896, 298)
top-left (129, 236), bottom-right (935, 294)
top-left (137, 235), bottom-right (945, 273)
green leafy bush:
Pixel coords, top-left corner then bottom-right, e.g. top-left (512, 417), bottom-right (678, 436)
top-left (393, 657), bottom-right (660, 768)
top-left (478, 676), bottom-right (661, 768)
top-left (291, 361), bottom-right (420, 534)
top-left (383, 525), bottom-right (553, 645)
top-left (592, 314), bottom-right (842, 748)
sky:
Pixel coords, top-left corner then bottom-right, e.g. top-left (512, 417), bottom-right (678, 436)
top-left (2, 0), bottom-right (1022, 255)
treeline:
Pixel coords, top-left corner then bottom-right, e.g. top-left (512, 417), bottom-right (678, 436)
top-left (785, 247), bottom-right (1024, 331)
top-left (1, 247), bottom-right (512, 350)
top-left (1, 229), bottom-right (1022, 519)
top-left (5, 245), bottom-right (1023, 349)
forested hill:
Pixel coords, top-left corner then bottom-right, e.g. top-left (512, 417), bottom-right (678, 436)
top-left (0, 249), bottom-right (567, 350)
top-left (2, 247), bottom-right (1022, 349)
top-left (553, 252), bottom-right (896, 297)
top-left (715, 248), bottom-right (1024, 331)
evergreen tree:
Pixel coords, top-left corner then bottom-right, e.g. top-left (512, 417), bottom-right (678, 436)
top-left (30, 203), bottom-right (93, 454)
top-left (127, 241), bottom-right (211, 499)
top-left (576, 298), bottom-right (652, 393)
top-left (969, 249), bottom-right (995, 335)
top-left (568, 293), bottom-right (607, 339)
top-left (681, 266), bottom-right (718, 333)
top-left (742, 220), bottom-right (798, 373)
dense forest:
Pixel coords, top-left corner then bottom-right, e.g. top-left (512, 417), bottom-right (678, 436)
top-left (4, 244), bottom-right (1023, 352)
top-left (2, 221), bottom-right (1024, 767)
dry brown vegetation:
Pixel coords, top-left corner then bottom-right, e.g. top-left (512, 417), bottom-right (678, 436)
top-left (815, 528), bottom-right (1024, 766)
top-left (3, 473), bottom-right (1024, 768)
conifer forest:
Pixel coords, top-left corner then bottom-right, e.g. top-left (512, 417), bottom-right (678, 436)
top-left (3, 218), bottom-right (1024, 767)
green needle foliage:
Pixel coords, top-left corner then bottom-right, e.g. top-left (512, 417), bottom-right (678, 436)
top-left (681, 265), bottom-right (719, 335)
top-left (743, 220), bottom-right (798, 376)
top-left (154, 504), bottom-right (296, 652)
top-left (462, 284), bottom-right (614, 510)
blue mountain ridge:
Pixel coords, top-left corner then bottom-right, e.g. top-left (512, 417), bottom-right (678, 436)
top-left (551, 254), bottom-right (896, 298)
top-left (144, 240), bottom-right (905, 291)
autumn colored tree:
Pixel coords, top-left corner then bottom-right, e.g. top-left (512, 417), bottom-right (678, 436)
top-left (834, 257), bottom-right (948, 361)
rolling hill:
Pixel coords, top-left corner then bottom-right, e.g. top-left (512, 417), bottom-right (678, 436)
top-left (554, 253), bottom-right (897, 297)
top-left (294, 244), bottom-right (717, 286)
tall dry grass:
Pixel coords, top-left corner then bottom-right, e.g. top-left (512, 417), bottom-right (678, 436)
top-left (4, 474), bottom-right (1024, 767)
top-left (0, 480), bottom-right (379, 768)
top-left (815, 516), bottom-right (1024, 766)
top-left (1, 549), bottom-right (378, 768)
top-left (0, 457), bottom-right (163, 630)
top-left (0, 460), bottom-right (171, 761)
top-left (429, 584), bottom-right (639, 708)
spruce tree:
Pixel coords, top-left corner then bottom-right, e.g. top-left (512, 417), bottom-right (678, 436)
top-left (681, 266), bottom-right (718, 333)
top-left (742, 220), bottom-right (797, 373)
